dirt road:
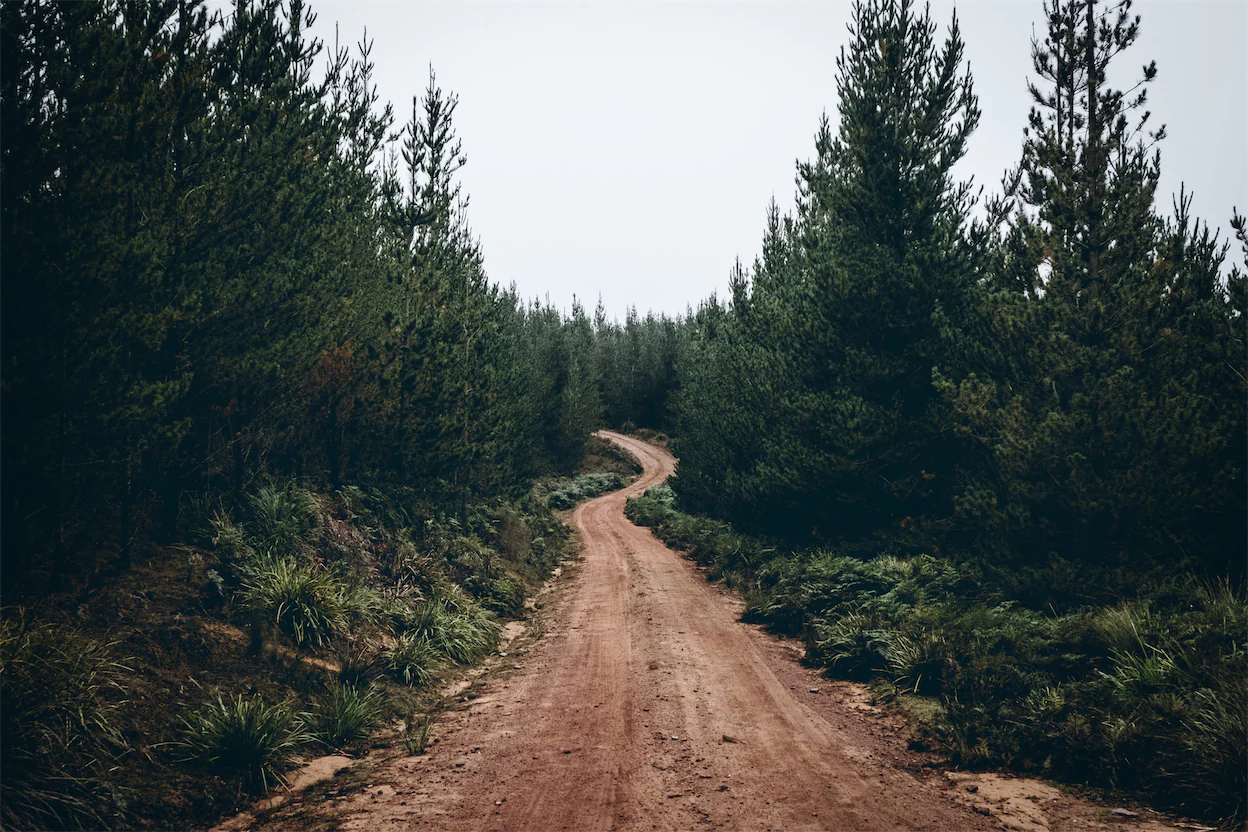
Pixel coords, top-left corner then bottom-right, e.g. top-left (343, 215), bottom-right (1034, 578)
top-left (253, 432), bottom-right (1000, 830)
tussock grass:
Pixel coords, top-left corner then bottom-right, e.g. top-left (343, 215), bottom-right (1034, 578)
top-left (405, 589), bottom-right (500, 666)
top-left (176, 694), bottom-right (311, 793)
top-left (311, 683), bottom-right (382, 749)
top-left (248, 485), bottom-right (314, 557)
top-left (334, 639), bottom-right (381, 688)
top-left (384, 633), bottom-right (441, 687)
top-left (400, 713), bottom-right (434, 755)
top-left (241, 557), bottom-right (350, 648)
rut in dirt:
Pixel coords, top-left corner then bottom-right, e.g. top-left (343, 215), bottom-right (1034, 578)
top-left (300, 432), bottom-right (993, 831)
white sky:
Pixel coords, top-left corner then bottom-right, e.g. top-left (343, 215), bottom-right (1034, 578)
top-left (306, 0), bottom-right (1247, 320)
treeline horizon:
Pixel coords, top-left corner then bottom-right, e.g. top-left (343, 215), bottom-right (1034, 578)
top-left (4, 0), bottom-right (1244, 602)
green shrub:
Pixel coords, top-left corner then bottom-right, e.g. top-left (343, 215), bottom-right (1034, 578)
top-left (495, 509), bottom-right (532, 565)
top-left (177, 694), bottom-right (310, 793)
top-left (887, 632), bottom-right (948, 695)
top-left (339, 580), bottom-right (383, 630)
top-left (210, 513), bottom-right (255, 580)
top-left (1164, 685), bottom-right (1247, 824)
top-left (808, 613), bottom-right (892, 679)
top-left (311, 683), bottom-right (382, 749)
top-left (545, 472), bottom-right (624, 509)
top-left (0, 615), bottom-right (129, 831)
top-left (241, 557), bottom-right (349, 648)
top-left (384, 633), bottom-right (440, 687)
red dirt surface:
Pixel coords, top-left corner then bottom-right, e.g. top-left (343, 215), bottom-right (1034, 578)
top-left (225, 432), bottom-right (1189, 832)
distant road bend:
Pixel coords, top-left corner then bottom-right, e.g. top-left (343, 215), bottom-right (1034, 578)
top-left (277, 431), bottom-right (995, 831)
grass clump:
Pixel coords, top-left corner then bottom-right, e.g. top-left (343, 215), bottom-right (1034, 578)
top-left (400, 713), bottom-right (434, 755)
top-left (405, 589), bottom-right (500, 666)
top-left (311, 683), bottom-right (382, 749)
top-left (384, 633), bottom-right (441, 687)
top-left (177, 693), bottom-right (311, 793)
top-left (248, 485), bottom-right (314, 557)
top-left (241, 557), bottom-right (349, 648)
top-left (334, 638), bottom-right (381, 688)
top-left (0, 614), bottom-right (129, 831)
top-left (808, 613), bottom-right (891, 680)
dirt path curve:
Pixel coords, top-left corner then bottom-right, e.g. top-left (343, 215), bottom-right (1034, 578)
top-left (277, 432), bottom-right (998, 831)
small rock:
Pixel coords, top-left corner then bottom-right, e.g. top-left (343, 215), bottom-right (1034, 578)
top-left (966, 785), bottom-right (979, 793)
top-left (649, 662), bottom-right (660, 670)
top-left (809, 688), bottom-right (820, 694)
top-left (1111, 809), bottom-right (1139, 818)
top-left (718, 785), bottom-right (729, 792)
top-left (972, 805), bottom-right (991, 816)
top-left (721, 734), bottom-right (738, 743)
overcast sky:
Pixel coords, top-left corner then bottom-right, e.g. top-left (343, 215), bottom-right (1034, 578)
top-left (306, 1), bottom-right (1246, 321)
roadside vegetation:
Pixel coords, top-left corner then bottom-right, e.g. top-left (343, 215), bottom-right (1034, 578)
top-left (3, 0), bottom-right (1244, 827)
top-left (0, 447), bottom-right (636, 830)
top-left (627, 486), bottom-right (1246, 825)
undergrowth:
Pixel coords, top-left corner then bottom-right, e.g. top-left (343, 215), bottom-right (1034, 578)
top-left (311, 683), bottom-right (383, 749)
top-left (0, 615), bottom-right (130, 830)
top-left (540, 472), bottom-right (626, 510)
top-left (626, 485), bottom-right (1248, 826)
top-left (0, 455), bottom-right (604, 830)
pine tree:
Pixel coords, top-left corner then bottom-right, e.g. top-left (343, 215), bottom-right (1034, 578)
top-left (773, 0), bottom-right (981, 541)
top-left (940, 0), bottom-right (1245, 588)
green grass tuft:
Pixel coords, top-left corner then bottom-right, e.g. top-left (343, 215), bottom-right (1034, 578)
top-left (384, 633), bottom-right (441, 687)
top-left (404, 589), bottom-right (500, 666)
top-left (311, 683), bottom-right (382, 749)
top-left (176, 694), bottom-right (311, 793)
top-left (241, 557), bottom-right (349, 648)
top-left (248, 485), bottom-right (314, 557)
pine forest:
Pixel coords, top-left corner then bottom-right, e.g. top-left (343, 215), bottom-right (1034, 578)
top-left (1, 1), bottom-right (1244, 829)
